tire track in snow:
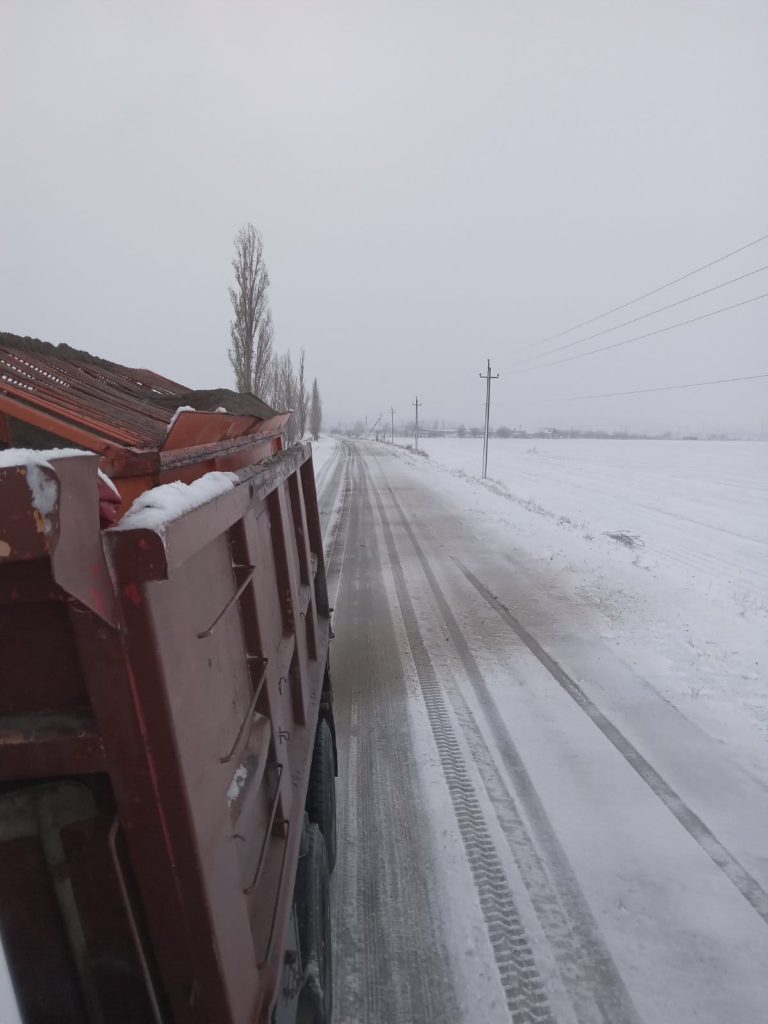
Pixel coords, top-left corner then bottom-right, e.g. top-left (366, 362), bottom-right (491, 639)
top-left (323, 442), bottom-right (354, 609)
top-left (454, 560), bottom-right (768, 929)
top-left (319, 441), bottom-right (348, 548)
top-left (358, 457), bottom-right (457, 1024)
top-left (363, 455), bottom-right (555, 1024)
top-left (349, 455), bottom-right (388, 1024)
top-left (327, 444), bottom-right (361, 1013)
top-left (332, 449), bottom-right (461, 1024)
top-left (368, 451), bottom-right (641, 1024)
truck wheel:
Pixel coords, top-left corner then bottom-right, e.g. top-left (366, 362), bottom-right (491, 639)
top-left (295, 823), bottom-right (332, 1024)
top-left (305, 718), bottom-right (337, 872)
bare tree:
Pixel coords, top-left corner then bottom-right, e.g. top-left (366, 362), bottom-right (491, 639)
top-left (279, 351), bottom-right (296, 410)
top-left (252, 309), bottom-right (274, 398)
top-left (262, 350), bottom-right (280, 408)
top-left (296, 349), bottom-right (310, 438)
top-left (271, 350), bottom-right (299, 442)
top-left (309, 378), bottom-right (322, 440)
top-left (228, 224), bottom-right (270, 393)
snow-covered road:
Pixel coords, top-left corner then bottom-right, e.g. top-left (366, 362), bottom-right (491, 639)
top-left (317, 437), bottom-right (768, 1024)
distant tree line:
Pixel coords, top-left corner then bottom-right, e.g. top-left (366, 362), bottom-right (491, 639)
top-left (333, 421), bottom-right (696, 441)
top-left (228, 223), bottom-right (322, 442)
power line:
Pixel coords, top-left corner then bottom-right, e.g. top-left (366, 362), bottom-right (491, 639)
top-left (522, 230), bottom-right (768, 351)
top-left (504, 371), bottom-right (768, 404)
top-left (503, 264), bottom-right (768, 370)
top-left (514, 292), bottom-right (768, 374)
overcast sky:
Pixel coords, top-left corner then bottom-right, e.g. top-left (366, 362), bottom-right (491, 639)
top-left (1, 1), bottom-right (766, 434)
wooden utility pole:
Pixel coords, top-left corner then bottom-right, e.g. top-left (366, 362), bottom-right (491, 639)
top-left (479, 360), bottom-right (499, 479)
top-left (390, 407), bottom-right (396, 443)
top-left (413, 397), bottom-right (421, 450)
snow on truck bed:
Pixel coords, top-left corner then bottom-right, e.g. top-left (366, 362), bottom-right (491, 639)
top-left (112, 472), bottom-right (240, 533)
top-left (0, 443), bottom-right (331, 537)
top-left (115, 441), bottom-right (332, 534)
top-left (392, 437), bottom-right (768, 769)
top-left (0, 447), bottom-right (85, 468)
top-left (0, 449), bottom-right (240, 536)
top-left (0, 448), bottom-right (87, 526)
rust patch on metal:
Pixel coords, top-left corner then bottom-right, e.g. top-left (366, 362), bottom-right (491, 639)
top-left (32, 509), bottom-right (47, 535)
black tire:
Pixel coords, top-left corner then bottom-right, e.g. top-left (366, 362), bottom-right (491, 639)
top-left (295, 823), bottom-right (332, 1024)
top-left (305, 718), bottom-right (337, 872)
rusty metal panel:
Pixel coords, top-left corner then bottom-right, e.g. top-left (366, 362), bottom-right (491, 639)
top-left (105, 446), bottom-right (331, 1022)
top-left (0, 442), bottom-right (332, 1023)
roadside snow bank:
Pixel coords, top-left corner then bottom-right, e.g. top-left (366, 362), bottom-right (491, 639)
top-left (113, 471), bottom-right (239, 532)
top-left (310, 435), bottom-right (337, 481)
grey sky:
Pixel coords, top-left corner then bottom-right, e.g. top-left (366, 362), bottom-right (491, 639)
top-left (1, 1), bottom-right (766, 434)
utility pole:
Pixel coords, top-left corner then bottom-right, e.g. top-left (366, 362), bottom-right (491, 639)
top-left (413, 396), bottom-right (421, 450)
top-left (479, 359), bottom-right (499, 479)
top-left (390, 406), bottom-right (396, 444)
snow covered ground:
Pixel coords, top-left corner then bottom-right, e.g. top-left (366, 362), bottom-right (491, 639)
top-left (394, 437), bottom-right (768, 778)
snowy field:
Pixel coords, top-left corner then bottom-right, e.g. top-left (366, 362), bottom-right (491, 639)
top-left (393, 437), bottom-right (768, 775)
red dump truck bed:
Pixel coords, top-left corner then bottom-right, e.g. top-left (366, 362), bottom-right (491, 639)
top-left (0, 336), bottom-right (337, 1024)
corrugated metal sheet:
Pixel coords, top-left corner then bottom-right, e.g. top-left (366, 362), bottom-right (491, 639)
top-left (0, 334), bottom-right (280, 454)
top-left (0, 334), bottom-right (188, 448)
